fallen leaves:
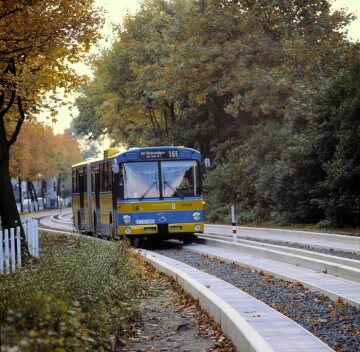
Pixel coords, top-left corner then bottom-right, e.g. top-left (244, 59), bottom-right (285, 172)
top-left (336, 298), bottom-right (346, 308)
top-left (329, 310), bottom-right (337, 318)
top-left (117, 264), bottom-right (236, 352)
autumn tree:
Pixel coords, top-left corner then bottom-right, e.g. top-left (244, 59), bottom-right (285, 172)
top-left (73, 0), bottom-right (352, 155)
top-left (9, 122), bottom-right (82, 211)
top-left (10, 122), bottom-right (58, 181)
top-left (0, 1), bottom-right (103, 231)
top-left (53, 129), bottom-right (83, 186)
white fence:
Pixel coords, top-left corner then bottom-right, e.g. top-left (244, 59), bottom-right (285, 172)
top-left (0, 219), bottom-right (39, 274)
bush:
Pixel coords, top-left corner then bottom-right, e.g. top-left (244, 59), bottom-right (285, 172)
top-left (0, 236), bottom-right (141, 351)
top-left (205, 52), bottom-right (360, 227)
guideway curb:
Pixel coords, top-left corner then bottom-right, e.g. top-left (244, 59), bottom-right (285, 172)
top-left (139, 249), bottom-right (333, 352)
top-left (205, 225), bottom-right (360, 254)
top-left (200, 233), bottom-right (360, 269)
top-left (197, 236), bottom-right (360, 284)
top-left (140, 249), bottom-right (274, 352)
top-left (207, 225), bottom-right (360, 246)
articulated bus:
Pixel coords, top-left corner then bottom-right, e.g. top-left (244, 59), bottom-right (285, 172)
top-left (72, 146), bottom-right (206, 243)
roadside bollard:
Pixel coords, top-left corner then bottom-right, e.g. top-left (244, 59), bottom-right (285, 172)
top-left (231, 205), bottom-right (237, 242)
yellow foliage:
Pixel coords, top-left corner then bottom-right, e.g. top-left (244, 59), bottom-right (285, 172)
top-left (0, 0), bottom-right (104, 146)
top-left (9, 122), bottom-right (83, 179)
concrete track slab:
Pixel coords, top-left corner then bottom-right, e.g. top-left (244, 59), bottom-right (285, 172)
top-left (186, 243), bottom-right (360, 308)
top-left (205, 225), bottom-right (360, 253)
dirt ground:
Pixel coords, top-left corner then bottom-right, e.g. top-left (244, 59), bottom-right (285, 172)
top-left (116, 265), bottom-right (235, 352)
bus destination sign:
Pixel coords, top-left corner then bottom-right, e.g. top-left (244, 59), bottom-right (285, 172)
top-left (139, 150), bottom-right (180, 159)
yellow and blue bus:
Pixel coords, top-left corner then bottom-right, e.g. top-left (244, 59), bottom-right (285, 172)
top-left (72, 146), bottom-right (206, 243)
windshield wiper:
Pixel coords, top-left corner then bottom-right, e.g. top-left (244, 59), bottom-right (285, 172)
top-left (139, 181), bottom-right (157, 200)
top-left (164, 180), bottom-right (184, 199)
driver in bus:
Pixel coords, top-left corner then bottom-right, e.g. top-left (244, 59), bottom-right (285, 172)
top-left (178, 175), bottom-right (191, 189)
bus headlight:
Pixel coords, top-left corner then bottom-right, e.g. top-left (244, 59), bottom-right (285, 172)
top-left (192, 212), bottom-right (201, 221)
top-left (125, 227), bottom-right (131, 234)
top-left (123, 215), bottom-right (131, 224)
top-left (194, 224), bottom-right (201, 231)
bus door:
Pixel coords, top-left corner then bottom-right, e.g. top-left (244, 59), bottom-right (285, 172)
top-left (111, 161), bottom-right (120, 235)
top-left (94, 165), bottom-right (100, 232)
top-left (78, 167), bottom-right (85, 230)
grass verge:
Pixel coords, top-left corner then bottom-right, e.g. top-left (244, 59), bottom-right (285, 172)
top-left (0, 232), bottom-right (142, 352)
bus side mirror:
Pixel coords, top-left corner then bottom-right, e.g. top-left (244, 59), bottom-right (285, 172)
top-left (112, 160), bottom-right (119, 174)
top-left (204, 158), bottom-right (211, 168)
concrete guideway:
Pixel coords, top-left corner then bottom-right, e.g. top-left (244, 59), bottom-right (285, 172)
top-left (205, 224), bottom-right (360, 254)
top-left (57, 209), bottom-right (73, 222)
top-left (140, 249), bottom-right (334, 352)
top-left (200, 233), bottom-right (360, 270)
top-left (21, 208), bottom-right (73, 231)
top-left (39, 214), bottom-right (73, 231)
top-left (22, 208), bottom-right (67, 220)
top-left (27, 208), bottom-right (74, 231)
top-left (185, 242), bottom-right (360, 308)
top-left (198, 235), bottom-right (360, 283)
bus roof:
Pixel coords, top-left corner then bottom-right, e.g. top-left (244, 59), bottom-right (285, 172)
top-left (72, 146), bottom-right (201, 168)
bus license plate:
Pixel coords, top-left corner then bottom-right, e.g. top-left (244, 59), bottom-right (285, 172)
top-left (136, 219), bottom-right (155, 224)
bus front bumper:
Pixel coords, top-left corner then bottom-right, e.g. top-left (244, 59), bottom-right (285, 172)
top-left (118, 223), bottom-right (204, 235)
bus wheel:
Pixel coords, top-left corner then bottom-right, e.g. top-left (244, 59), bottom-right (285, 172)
top-left (182, 235), bottom-right (193, 245)
top-left (77, 210), bottom-right (81, 230)
top-left (130, 237), bottom-right (144, 248)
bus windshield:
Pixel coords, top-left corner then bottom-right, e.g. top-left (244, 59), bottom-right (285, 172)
top-left (161, 160), bottom-right (200, 198)
top-left (121, 160), bottom-right (200, 199)
top-left (122, 162), bottom-right (159, 199)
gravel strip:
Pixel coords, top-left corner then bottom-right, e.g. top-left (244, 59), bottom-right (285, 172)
top-left (236, 236), bottom-right (360, 261)
top-left (157, 248), bottom-right (360, 352)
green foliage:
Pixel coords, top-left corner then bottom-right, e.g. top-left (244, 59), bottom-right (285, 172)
top-left (205, 50), bottom-right (360, 227)
top-left (73, 0), bottom-right (351, 156)
top-left (0, 237), bottom-right (141, 351)
top-left (298, 52), bottom-right (360, 226)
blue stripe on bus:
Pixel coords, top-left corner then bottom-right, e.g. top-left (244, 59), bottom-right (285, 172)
top-left (117, 210), bottom-right (204, 225)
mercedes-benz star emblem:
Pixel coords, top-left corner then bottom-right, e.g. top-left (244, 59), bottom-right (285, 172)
top-left (158, 213), bottom-right (167, 222)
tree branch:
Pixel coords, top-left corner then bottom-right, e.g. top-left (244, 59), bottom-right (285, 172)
top-left (0, 0), bottom-right (35, 20)
top-left (8, 96), bottom-right (25, 146)
top-left (0, 45), bottom-right (34, 57)
top-left (0, 93), bottom-right (4, 111)
top-left (4, 58), bottom-right (16, 75)
top-left (0, 91), bottom-right (16, 117)
top-left (0, 6), bottom-right (21, 21)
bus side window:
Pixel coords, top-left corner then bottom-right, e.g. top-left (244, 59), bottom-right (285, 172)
top-left (83, 167), bottom-right (87, 193)
top-left (117, 166), bottom-right (124, 199)
top-left (104, 163), bottom-right (107, 191)
top-left (100, 163), bottom-right (104, 192)
top-left (106, 162), bottom-right (111, 191)
top-left (91, 165), bottom-right (95, 192)
top-left (75, 169), bottom-right (79, 193)
top-left (72, 169), bottom-right (76, 193)
top-left (107, 163), bottom-right (110, 191)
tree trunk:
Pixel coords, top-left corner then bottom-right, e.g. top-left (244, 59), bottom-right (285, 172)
top-left (18, 177), bottom-right (23, 212)
top-left (26, 179), bottom-right (31, 212)
top-left (0, 88), bottom-right (28, 254)
top-left (28, 181), bottom-right (38, 211)
top-left (57, 174), bottom-right (61, 208)
top-left (41, 179), bottom-right (46, 209)
top-left (0, 140), bottom-right (21, 227)
top-left (163, 103), bottom-right (169, 136)
top-left (0, 120), bottom-right (29, 256)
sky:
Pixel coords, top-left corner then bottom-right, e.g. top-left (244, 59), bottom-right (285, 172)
top-left (42, 0), bottom-right (360, 136)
